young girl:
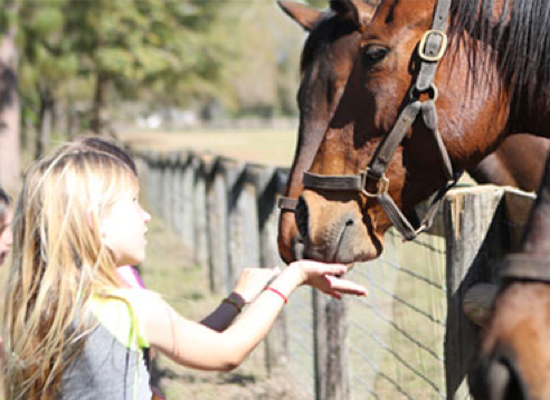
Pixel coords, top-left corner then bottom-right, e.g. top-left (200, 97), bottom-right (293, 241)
top-left (3, 145), bottom-right (366, 399)
top-left (0, 188), bottom-right (12, 267)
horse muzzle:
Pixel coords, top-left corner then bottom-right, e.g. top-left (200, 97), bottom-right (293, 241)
top-left (294, 189), bottom-right (383, 263)
top-left (469, 354), bottom-right (529, 400)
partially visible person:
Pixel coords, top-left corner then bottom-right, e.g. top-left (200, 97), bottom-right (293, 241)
top-left (0, 187), bottom-right (13, 375)
top-left (0, 188), bottom-right (12, 267)
top-left (3, 142), bottom-right (367, 399)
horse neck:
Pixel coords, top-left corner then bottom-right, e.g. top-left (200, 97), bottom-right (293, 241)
top-left (521, 152), bottom-right (550, 255)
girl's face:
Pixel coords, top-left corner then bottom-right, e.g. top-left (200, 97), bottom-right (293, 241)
top-left (99, 191), bottom-right (151, 267)
top-left (0, 208), bottom-right (13, 266)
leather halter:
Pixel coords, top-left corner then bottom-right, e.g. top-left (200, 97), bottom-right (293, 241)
top-left (500, 254), bottom-right (550, 283)
top-left (291, 0), bottom-right (457, 241)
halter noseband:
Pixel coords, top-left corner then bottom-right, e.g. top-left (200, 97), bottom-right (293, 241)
top-left (500, 254), bottom-right (550, 283)
top-left (279, 0), bottom-right (457, 241)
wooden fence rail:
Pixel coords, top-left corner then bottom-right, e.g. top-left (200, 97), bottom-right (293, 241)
top-left (135, 149), bottom-right (535, 400)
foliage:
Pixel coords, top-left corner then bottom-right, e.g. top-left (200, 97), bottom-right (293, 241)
top-left (14, 0), bottom-right (309, 134)
top-left (307, 0), bottom-right (329, 9)
top-left (19, 0), bottom-right (77, 101)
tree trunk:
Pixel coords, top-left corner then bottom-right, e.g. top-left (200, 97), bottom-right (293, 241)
top-left (0, 8), bottom-right (20, 190)
top-left (35, 89), bottom-right (54, 159)
top-left (91, 72), bottom-right (108, 135)
top-left (66, 97), bottom-right (77, 141)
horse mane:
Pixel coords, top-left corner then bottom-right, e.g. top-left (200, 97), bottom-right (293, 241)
top-left (449, 0), bottom-right (550, 110)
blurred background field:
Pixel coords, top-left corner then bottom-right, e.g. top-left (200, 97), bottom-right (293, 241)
top-left (119, 127), bottom-right (299, 167)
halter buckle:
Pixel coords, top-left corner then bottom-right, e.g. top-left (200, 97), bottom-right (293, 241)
top-left (418, 30), bottom-right (448, 62)
top-left (361, 168), bottom-right (389, 198)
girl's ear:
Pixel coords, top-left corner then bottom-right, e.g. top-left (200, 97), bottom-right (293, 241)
top-left (85, 208), bottom-right (103, 236)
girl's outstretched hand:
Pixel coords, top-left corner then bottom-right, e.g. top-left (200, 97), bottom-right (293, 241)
top-left (289, 260), bottom-right (367, 299)
top-left (233, 267), bottom-right (281, 303)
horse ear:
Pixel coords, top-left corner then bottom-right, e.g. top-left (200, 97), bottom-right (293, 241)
top-left (277, 0), bottom-right (323, 32)
top-left (330, 0), bottom-right (377, 29)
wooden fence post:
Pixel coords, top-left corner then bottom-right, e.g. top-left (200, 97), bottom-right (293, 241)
top-left (249, 165), bottom-right (289, 374)
top-left (137, 151), bottom-right (151, 210)
top-left (170, 152), bottom-right (182, 233)
top-left (443, 185), bottom-right (509, 399)
top-left (194, 155), bottom-right (210, 269)
top-left (179, 152), bottom-right (196, 252)
top-left (206, 157), bottom-right (230, 293)
top-left (146, 152), bottom-right (161, 216)
top-left (313, 292), bottom-right (349, 400)
top-left (161, 153), bottom-right (174, 227)
top-left (135, 150), bottom-right (150, 204)
top-left (171, 152), bottom-right (185, 236)
top-left (225, 159), bottom-right (258, 288)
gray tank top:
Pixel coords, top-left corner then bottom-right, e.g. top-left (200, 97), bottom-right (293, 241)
top-left (60, 291), bottom-right (153, 400)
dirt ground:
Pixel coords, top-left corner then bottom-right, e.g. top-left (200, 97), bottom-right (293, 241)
top-left (140, 218), bottom-right (309, 400)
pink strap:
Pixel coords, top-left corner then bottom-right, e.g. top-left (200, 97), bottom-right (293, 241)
top-left (265, 287), bottom-right (288, 304)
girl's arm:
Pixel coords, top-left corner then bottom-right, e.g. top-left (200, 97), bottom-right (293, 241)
top-left (143, 261), bottom-right (366, 371)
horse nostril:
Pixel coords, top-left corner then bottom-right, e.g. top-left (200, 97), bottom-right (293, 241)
top-left (295, 196), bottom-right (310, 241)
top-left (470, 358), bottom-right (528, 400)
top-left (345, 219), bottom-right (354, 227)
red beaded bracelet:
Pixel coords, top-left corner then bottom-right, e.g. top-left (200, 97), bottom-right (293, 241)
top-left (223, 296), bottom-right (244, 312)
top-left (265, 286), bottom-right (288, 304)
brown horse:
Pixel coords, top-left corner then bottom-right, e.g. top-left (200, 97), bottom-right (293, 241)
top-left (469, 156), bottom-right (550, 400)
top-left (293, 0), bottom-right (550, 264)
top-left (277, 0), bottom-right (550, 264)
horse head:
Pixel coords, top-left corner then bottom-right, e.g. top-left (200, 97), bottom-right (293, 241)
top-left (470, 155), bottom-right (550, 400)
top-left (469, 281), bottom-right (550, 400)
top-left (277, 0), bottom-right (376, 263)
top-left (294, 0), bottom-right (550, 263)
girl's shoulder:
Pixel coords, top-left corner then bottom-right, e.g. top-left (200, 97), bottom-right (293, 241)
top-left (90, 288), bottom-right (163, 350)
top-left (92, 288), bottom-right (162, 310)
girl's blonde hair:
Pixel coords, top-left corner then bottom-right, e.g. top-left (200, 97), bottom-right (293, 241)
top-left (3, 148), bottom-right (139, 399)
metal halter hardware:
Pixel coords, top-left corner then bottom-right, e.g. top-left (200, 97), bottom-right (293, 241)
top-left (299, 0), bottom-right (456, 241)
top-left (277, 196), bottom-right (299, 212)
top-left (361, 167), bottom-right (389, 198)
top-left (418, 30), bottom-right (448, 62)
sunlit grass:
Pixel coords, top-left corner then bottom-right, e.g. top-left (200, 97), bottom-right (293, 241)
top-left (119, 128), bottom-right (299, 167)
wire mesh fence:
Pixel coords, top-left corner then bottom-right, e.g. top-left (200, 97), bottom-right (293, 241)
top-left (346, 230), bottom-right (447, 399)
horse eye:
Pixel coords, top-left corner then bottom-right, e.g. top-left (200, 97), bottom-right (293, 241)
top-left (363, 45), bottom-right (389, 67)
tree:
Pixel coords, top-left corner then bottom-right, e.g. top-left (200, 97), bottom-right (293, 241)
top-left (62, 0), bottom-right (232, 134)
top-left (19, 0), bottom-right (78, 157)
top-left (0, 0), bottom-right (20, 190)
